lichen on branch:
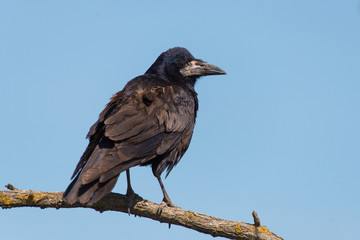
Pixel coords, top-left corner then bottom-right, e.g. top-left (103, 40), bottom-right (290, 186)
top-left (0, 186), bottom-right (282, 240)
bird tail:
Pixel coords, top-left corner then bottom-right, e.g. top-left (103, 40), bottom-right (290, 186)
top-left (62, 145), bottom-right (121, 205)
top-left (62, 137), bottom-right (155, 205)
top-left (63, 170), bottom-right (120, 206)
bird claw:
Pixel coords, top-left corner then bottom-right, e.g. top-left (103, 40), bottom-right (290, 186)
top-left (157, 200), bottom-right (175, 215)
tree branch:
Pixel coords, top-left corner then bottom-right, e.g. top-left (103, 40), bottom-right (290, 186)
top-left (0, 185), bottom-right (282, 240)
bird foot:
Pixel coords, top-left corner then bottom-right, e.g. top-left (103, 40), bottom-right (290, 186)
top-left (157, 199), bottom-right (175, 215)
top-left (126, 188), bottom-right (136, 215)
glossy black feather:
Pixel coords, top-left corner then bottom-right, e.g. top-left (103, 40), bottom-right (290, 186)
top-left (63, 47), bottom-right (225, 205)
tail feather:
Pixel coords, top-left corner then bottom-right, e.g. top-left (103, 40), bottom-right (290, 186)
top-left (63, 145), bottom-right (119, 205)
top-left (88, 175), bottom-right (119, 205)
top-left (63, 174), bottom-right (81, 205)
top-left (63, 170), bottom-right (120, 205)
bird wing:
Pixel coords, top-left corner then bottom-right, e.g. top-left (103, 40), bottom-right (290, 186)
top-left (80, 83), bottom-right (196, 185)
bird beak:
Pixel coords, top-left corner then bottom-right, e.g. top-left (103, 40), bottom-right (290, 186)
top-left (180, 60), bottom-right (226, 77)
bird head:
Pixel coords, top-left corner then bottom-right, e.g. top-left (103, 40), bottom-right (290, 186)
top-left (146, 47), bottom-right (226, 87)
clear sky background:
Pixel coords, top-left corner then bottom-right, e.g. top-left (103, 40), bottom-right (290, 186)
top-left (1, 1), bottom-right (359, 239)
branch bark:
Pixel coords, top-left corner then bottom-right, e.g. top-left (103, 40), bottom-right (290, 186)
top-left (0, 186), bottom-right (282, 240)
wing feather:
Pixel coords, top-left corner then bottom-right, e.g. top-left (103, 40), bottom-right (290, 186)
top-left (64, 80), bottom-right (197, 204)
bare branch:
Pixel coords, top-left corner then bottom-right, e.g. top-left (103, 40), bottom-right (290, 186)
top-left (0, 187), bottom-right (282, 240)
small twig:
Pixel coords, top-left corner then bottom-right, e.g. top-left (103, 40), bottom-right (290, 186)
top-left (252, 211), bottom-right (261, 227)
top-left (5, 184), bottom-right (18, 191)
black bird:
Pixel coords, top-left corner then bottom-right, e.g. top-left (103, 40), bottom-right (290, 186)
top-left (63, 47), bottom-right (226, 211)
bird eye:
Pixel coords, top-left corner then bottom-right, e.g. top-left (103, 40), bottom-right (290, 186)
top-left (168, 55), bottom-right (184, 65)
top-left (170, 57), bottom-right (178, 64)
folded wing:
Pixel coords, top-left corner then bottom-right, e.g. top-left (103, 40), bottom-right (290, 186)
top-left (63, 81), bottom-right (196, 205)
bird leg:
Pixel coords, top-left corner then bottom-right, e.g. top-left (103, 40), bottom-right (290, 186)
top-left (125, 169), bottom-right (136, 215)
top-left (156, 176), bottom-right (175, 214)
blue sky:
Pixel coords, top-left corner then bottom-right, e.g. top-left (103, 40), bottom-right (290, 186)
top-left (1, 1), bottom-right (359, 239)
